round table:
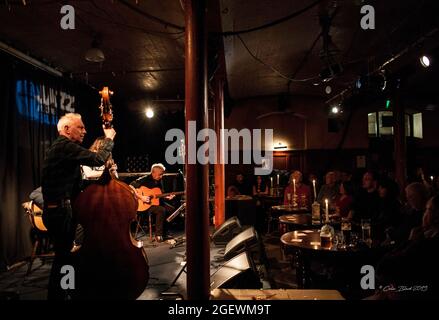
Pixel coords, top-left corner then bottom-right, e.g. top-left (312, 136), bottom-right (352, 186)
top-left (268, 205), bottom-right (310, 234)
top-left (271, 204), bottom-right (310, 213)
top-left (278, 214), bottom-right (319, 233)
top-left (280, 230), bottom-right (391, 289)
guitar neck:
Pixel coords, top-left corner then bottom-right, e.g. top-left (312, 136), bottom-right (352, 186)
top-left (155, 191), bottom-right (184, 199)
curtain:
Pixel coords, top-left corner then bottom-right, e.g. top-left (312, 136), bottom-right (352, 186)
top-left (0, 51), bottom-right (98, 270)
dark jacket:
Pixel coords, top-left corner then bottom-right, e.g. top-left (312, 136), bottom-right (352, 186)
top-left (42, 135), bottom-right (113, 203)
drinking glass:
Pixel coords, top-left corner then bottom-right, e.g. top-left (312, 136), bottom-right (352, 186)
top-left (361, 218), bottom-right (372, 247)
top-left (341, 218), bottom-right (352, 246)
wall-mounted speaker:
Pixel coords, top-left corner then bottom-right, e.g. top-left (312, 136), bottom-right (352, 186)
top-left (210, 252), bottom-right (261, 290)
top-left (223, 227), bottom-right (259, 261)
top-left (211, 216), bottom-right (242, 245)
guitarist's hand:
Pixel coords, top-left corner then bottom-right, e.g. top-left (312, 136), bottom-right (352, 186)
top-left (142, 195), bottom-right (151, 203)
top-left (165, 194), bottom-right (175, 200)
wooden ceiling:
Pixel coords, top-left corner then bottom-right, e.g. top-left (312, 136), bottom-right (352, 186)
top-left (0, 0), bottom-right (438, 103)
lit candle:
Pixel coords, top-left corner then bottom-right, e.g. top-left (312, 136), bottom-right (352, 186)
top-left (270, 177), bottom-right (273, 188)
top-left (325, 199), bottom-right (329, 222)
top-left (312, 179), bottom-right (317, 200)
top-left (293, 178), bottom-right (296, 195)
top-left (277, 174), bottom-right (280, 186)
top-left (431, 176), bottom-right (434, 182)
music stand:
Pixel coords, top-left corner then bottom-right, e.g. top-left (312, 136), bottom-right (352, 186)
top-left (160, 254), bottom-right (187, 297)
top-left (161, 144), bottom-right (188, 293)
top-left (167, 202), bottom-right (186, 223)
top-left (167, 202), bottom-right (186, 248)
top-left (167, 155), bottom-right (187, 248)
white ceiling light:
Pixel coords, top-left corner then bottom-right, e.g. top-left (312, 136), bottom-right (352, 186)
top-left (146, 108), bottom-right (154, 118)
top-left (420, 55), bottom-right (431, 68)
top-left (331, 106), bottom-right (339, 114)
top-left (325, 85), bottom-right (332, 94)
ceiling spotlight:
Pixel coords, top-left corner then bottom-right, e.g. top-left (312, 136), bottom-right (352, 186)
top-left (420, 55), bottom-right (431, 68)
top-left (145, 108), bottom-right (154, 118)
top-left (325, 85), bottom-right (332, 94)
top-left (331, 106), bottom-right (340, 114)
top-left (355, 71), bottom-right (387, 92)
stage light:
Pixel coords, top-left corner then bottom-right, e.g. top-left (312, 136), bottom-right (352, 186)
top-left (355, 71), bottom-right (386, 92)
top-left (325, 85), bottom-right (332, 94)
top-left (420, 55), bottom-right (431, 68)
top-left (145, 108), bottom-right (154, 118)
top-left (331, 106), bottom-right (340, 114)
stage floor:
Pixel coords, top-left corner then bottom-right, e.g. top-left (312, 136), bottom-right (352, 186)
top-left (0, 229), bottom-right (296, 300)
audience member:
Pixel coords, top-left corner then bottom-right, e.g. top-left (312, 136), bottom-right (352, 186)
top-left (386, 182), bottom-right (428, 244)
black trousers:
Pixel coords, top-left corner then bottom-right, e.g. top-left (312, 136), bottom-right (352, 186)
top-left (146, 205), bottom-right (166, 236)
top-left (43, 204), bottom-right (76, 300)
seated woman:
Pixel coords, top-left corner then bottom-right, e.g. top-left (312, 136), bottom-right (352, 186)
top-left (227, 185), bottom-right (240, 198)
top-left (335, 181), bottom-right (354, 219)
top-left (283, 171), bottom-right (311, 209)
top-left (252, 175), bottom-right (269, 196)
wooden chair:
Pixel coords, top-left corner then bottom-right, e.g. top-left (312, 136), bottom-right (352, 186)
top-left (133, 211), bottom-right (157, 247)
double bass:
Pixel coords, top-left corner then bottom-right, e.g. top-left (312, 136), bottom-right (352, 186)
top-left (73, 87), bottom-right (149, 299)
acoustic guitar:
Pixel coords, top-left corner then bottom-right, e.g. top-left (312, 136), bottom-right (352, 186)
top-left (23, 201), bottom-right (47, 232)
top-left (135, 186), bottom-right (184, 212)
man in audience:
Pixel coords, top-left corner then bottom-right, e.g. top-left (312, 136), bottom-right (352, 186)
top-left (386, 182), bottom-right (428, 244)
top-left (317, 171), bottom-right (339, 209)
top-left (371, 195), bottom-right (439, 300)
top-left (350, 171), bottom-right (380, 222)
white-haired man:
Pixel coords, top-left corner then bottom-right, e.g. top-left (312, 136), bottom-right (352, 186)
top-left (130, 163), bottom-right (175, 242)
top-left (41, 113), bottom-right (116, 300)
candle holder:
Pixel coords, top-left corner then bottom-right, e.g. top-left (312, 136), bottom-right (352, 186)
top-left (320, 221), bottom-right (335, 248)
top-left (270, 186), bottom-right (274, 196)
top-left (312, 201), bottom-right (321, 225)
top-left (299, 194), bottom-right (308, 210)
top-left (292, 193), bottom-right (299, 209)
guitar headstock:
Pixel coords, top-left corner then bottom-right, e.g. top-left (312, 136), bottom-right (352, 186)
top-left (99, 86), bottom-right (114, 129)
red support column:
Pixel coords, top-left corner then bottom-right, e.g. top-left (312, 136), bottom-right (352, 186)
top-left (184, 0), bottom-right (210, 300)
top-left (214, 78), bottom-right (225, 227)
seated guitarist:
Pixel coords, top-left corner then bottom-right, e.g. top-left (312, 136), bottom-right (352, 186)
top-left (130, 163), bottom-right (175, 242)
